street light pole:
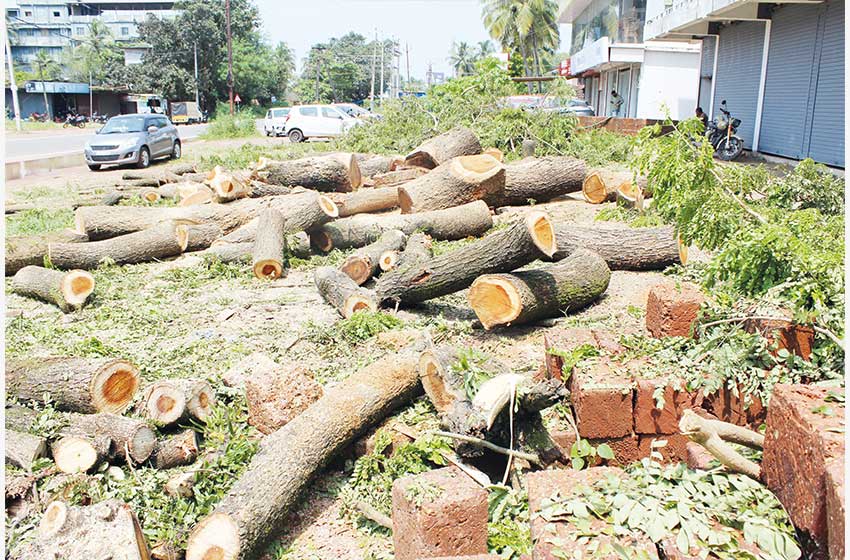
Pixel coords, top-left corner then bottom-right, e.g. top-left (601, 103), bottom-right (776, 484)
top-left (379, 37), bottom-right (384, 99)
top-left (193, 42), bottom-right (199, 107)
top-left (89, 70), bottom-right (93, 118)
top-left (369, 30), bottom-right (377, 111)
top-left (225, 0), bottom-right (233, 115)
top-left (5, 31), bottom-right (22, 131)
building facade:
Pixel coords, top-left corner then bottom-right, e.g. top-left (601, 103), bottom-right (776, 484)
top-left (7, 1), bottom-right (177, 70)
top-left (560, 0), bottom-right (702, 120)
top-left (644, 0), bottom-right (844, 166)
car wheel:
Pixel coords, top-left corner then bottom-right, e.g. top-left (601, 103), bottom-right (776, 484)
top-left (171, 141), bottom-right (182, 159)
top-left (88, 164), bottom-right (101, 171)
top-left (137, 147), bottom-right (151, 169)
top-left (288, 129), bottom-right (304, 143)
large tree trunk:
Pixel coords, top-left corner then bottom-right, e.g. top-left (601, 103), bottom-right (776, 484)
top-left (5, 429), bottom-right (47, 470)
top-left (184, 223), bottom-right (224, 252)
top-left (15, 500), bottom-right (150, 560)
top-left (309, 200), bottom-right (493, 252)
top-left (553, 224), bottom-right (686, 270)
top-left (6, 230), bottom-right (88, 276)
top-left (150, 429), bottom-right (199, 470)
top-left (356, 154), bottom-right (403, 177)
top-left (398, 154), bottom-right (505, 213)
top-left (75, 199), bottom-right (261, 240)
top-left (61, 412), bottom-right (157, 465)
top-left (340, 229), bottom-right (407, 285)
top-left (185, 346), bottom-right (424, 560)
top-left (138, 379), bottom-right (215, 427)
top-left (404, 127), bottom-right (482, 169)
top-left (468, 249), bottom-right (611, 329)
top-left (381, 231), bottom-right (432, 272)
top-left (374, 211), bottom-right (556, 305)
top-left (6, 357), bottom-right (140, 414)
top-left (217, 193), bottom-right (338, 244)
top-left (257, 153), bottom-right (362, 192)
top-left (581, 170), bottom-right (633, 204)
top-left (252, 209), bottom-right (288, 280)
top-left (48, 222), bottom-right (188, 270)
top-left (330, 187), bottom-right (399, 217)
top-left (11, 265), bottom-right (94, 312)
top-left (488, 156), bottom-right (586, 207)
top-left (248, 182), bottom-right (293, 198)
top-left (314, 266), bottom-right (378, 319)
top-left (372, 167), bottom-right (428, 188)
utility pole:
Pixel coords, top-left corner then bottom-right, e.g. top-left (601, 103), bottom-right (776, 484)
top-left (426, 62), bottom-right (432, 89)
top-left (369, 30), bottom-right (377, 111)
top-left (406, 43), bottom-right (410, 90)
top-left (193, 42), bottom-right (199, 107)
top-left (379, 37), bottom-right (384, 99)
top-left (89, 70), bottom-right (93, 117)
top-left (5, 31), bottom-right (21, 131)
top-left (225, 0), bottom-right (233, 115)
top-left (315, 54), bottom-right (321, 102)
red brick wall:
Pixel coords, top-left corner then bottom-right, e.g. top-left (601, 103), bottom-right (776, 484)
top-left (575, 116), bottom-right (675, 136)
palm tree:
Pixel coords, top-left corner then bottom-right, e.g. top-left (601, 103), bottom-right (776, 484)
top-left (77, 20), bottom-right (117, 84)
top-left (32, 50), bottom-right (60, 118)
top-left (476, 40), bottom-right (496, 60)
top-left (448, 41), bottom-right (476, 77)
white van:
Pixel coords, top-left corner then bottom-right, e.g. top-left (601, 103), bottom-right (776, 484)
top-left (283, 104), bottom-right (360, 143)
top-left (263, 107), bottom-right (291, 136)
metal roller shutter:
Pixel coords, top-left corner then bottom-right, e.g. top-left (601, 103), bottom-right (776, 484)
top-left (758, 4), bottom-right (820, 159)
top-left (712, 21), bottom-right (765, 148)
top-left (698, 36), bottom-right (715, 113)
top-left (807, 0), bottom-right (845, 167)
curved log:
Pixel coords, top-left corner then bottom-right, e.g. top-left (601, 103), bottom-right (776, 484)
top-left (6, 230), bottom-right (88, 276)
top-left (314, 266), bottom-right (378, 318)
top-left (488, 156), bottom-right (586, 206)
top-left (398, 154), bottom-right (505, 213)
top-left (404, 126), bottom-right (482, 169)
top-left (553, 223), bottom-right (685, 270)
top-left (258, 153), bottom-right (362, 192)
top-left (11, 265), bottom-right (94, 312)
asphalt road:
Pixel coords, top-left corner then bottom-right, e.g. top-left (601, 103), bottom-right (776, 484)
top-left (5, 122), bottom-right (211, 160)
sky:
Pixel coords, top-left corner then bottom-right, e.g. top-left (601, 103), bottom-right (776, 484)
top-left (255, 0), bottom-right (571, 80)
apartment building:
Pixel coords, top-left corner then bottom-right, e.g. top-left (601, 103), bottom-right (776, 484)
top-left (644, 0), bottom-right (844, 166)
top-left (7, 1), bottom-right (177, 70)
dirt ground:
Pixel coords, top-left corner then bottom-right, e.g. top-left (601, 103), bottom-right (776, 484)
top-left (4, 137), bottom-right (709, 559)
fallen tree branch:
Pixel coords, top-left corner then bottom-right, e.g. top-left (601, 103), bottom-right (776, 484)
top-left (679, 409), bottom-right (761, 479)
top-left (428, 430), bottom-right (541, 465)
top-left (355, 501), bottom-right (393, 530)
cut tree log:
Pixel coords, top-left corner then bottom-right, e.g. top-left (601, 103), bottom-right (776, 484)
top-left (483, 147), bottom-right (504, 162)
top-left (16, 499), bottom-right (150, 560)
top-left (49, 221), bottom-right (188, 269)
top-left (75, 199), bottom-right (260, 240)
top-left (581, 170), bottom-right (633, 204)
top-left (178, 189), bottom-right (214, 207)
top-left (6, 230), bottom-right (88, 276)
top-left (5, 405), bottom-right (38, 432)
top-left (139, 379), bottom-right (215, 426)
top-left (215, 193), bottom-right (337, 244)
top-left (468, 248), bottom-right (611, 329)
top-left (314, 266), bottom-right (378, 318)
top-left (51, 434), bottom-right (111, 473)
top-left (252, 209), bottom-right (288, 280)
top-left (374, 211), bottom-right (556, 306)
top-left (404, 126), bottom-right (482, 169)
top-left (61, 412), bottom-right (157, 465)
top-left (140, 189), bottom-right (161, 203)
top-left (203, 242), bottom-right (253, 263)
top-left (207, 166), bottom-right (251, 203)
top-left (122, 164), bottom-right (194, 181)
top-left (357, 154), bottom-right (403, 177)
top-left (258, 153), bottom-right (362, 192)
top-left (372, 167), bottom-right (428, 187)
top-left (248, 182), bottom-right (293, 198)
top-left (340, 229), bottom-right (407, 285)
top-left (176, 182), bottom-right (213, 205)
top-left (309, 200), bottom-right (493, 252)
top-left (11, 265), bottom-right (95, 312)
top-left (616, 178), bottom-right (651, 210)
top-left (330, 186), bottom-right (399, 217)
top-left (553, 223), bottom-right (686, 270)
top-left (398, 154), bottom-right (505, 213)
top-left (6, 429), bottom-right (47, 470)
top-left (380, 232), bottom-right (432, 272)
top-left (185, 344), bottom-right (425, 560)
top-left (150, 429), bottom-right (199, 470)
top-left (487, 156), bottom-right (586, 206)
top-left (184, 223), bottom-right (224, 252)
top-left (6, 357), bottom-right (140, 414)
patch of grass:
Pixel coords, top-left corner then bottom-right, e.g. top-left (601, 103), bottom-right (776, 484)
top-left (594, 205), bottom-right (666, 228)
top-left (201, 111), bottom-right (259, 140)
top-left (289, 249), bottom-right (351, 270)
top-left (307, 311), bottom-right (404, 346)
top-left (5, 208), bottom-right (75, 236)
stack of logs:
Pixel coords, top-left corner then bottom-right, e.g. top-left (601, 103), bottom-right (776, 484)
top-left (6, 126), bottom-right (688, 560)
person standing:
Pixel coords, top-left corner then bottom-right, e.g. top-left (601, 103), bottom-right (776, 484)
top-left (695, 106), bottom-right (709, 129)
top-left (609, 90), bottom-right (624, 117)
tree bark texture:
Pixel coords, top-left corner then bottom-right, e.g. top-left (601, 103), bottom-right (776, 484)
top-left (357, 154), bottom-right (402, 177)
top-left (150, 429), bottom-right (199, 470)
top-left (330, 186), bottom-right (399, 217)
top-left (252, 210), bottom-right (288, 280)
top-left (184, 224), bottom-right (224, 253)
top-left (374, 211), bottom-right (556, 306)
top-left (468, 249), bottom-right (611, 329)
top-left (553, 223), bottom-right (684, 270)
top-left (5, 405), bottom-right (38, 432)
top-left (398, 154), bottom-right (504, 213)
top-left (62, 412), bottom-right (157, 464)
top-left (309, 200), bottom-right (493, 252)
top-left (314, 266), bottom-right (378, 319)
top-left (6, 357), bottom-right (140, 414)
top-left (340, 229), bottom-right (407, 285)
top-left (11, 265), bottom-right (94, 312)
top-left (582, 170), bottom-right (632, 204)
top-left (218, 193), bottom-right (338, 245)
top-left (372, 167), bottom-right (428, 188)
top-left (185, 346), bottom-right (425, 560)
top-left (487, 156), bottom-right (586, 206)
top-left (5, 429), bottom-right (47, 470)
top-left (203, 242), bottom-right (253, 264)
top-left (381, 232), bottom-right (432, 272)
top-left (404, 126), bottom-right (482, 169)
top-left (48, 221), bottom-right (188, 270)
top-left (260, 153), bottom-right (362, 192)
top-left (6, 230), bottom-right (88, 276)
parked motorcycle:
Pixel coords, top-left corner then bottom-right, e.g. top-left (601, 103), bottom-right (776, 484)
top-left (706, 100), bottom-right (744, 161)
top-left (63, 113), bottom-right (88, 128)
top-left (92, 113), bottom-right (110, 124)
top-left (29, 112), bottom-right (48, 122)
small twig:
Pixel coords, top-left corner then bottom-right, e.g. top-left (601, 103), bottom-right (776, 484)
top-left (710, 168), bottom-right (767, 224)
top-left (813, 325), bottom-right (845, 351)
top-left (429, 430), bottom-right (541, 465)
top-left (355, 500), bottom-right (392, 530)
top-left (124, 441), bottom-right (136, 478)
top-left (679, 410), bottom-right (761, 479)
top-left (440, 451), bottom-right (491, 487)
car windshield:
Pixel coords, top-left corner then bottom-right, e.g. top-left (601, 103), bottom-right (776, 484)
top-left (339, 105), bottom-right (367, 116)
top-left (100, 116), bottom-right (145, 134)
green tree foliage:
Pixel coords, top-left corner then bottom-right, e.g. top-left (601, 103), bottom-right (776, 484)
top-left (31, 50), bottom-right (61, 116)
top-left (64, 21), bottom-right (124, 87)
top-left (296, 33), bottom-right (391, 103)
top-left (449, 41), bottom-right (477, 77)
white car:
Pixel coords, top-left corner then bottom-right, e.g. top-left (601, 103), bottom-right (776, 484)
top-left (263, 107), bottom-right (291, 136)
top-left (284, 104), bottom-right (360, 143)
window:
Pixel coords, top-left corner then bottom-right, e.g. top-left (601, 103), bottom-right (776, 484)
top-left (24, 11), bottom-right (32, 17)
top-left (7, 9), bottom-right (20, 18)
top-left (156, 117), bottom-right (170, 128)
top-left (272, 109), bottom-right (289, 118)
top-left (299, 107), bottom-right (318, 117)
top-left (75, 27), bottom-right (84, 35)
top-left (322, 107), bottom-right (342, 119)
top-left (53, 11), bottom-right (61, 17)
top-left (121, 27), bottom-right (129, 36)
